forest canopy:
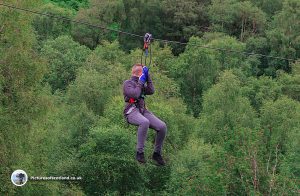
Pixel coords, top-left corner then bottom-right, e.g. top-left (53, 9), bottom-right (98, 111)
top-left (0, 0), bottom-right (299, 195)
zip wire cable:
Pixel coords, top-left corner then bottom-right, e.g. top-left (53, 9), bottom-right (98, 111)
top-left (0, 2), bottom-right (297, 62)
top-left (152, 37), bottom-right (296, 61)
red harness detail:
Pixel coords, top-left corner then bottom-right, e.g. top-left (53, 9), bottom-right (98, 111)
top-left (128, 98), bottom-right (136, 103)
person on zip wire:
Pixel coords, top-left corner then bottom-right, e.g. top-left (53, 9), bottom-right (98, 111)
top-left (123, 64), bottom-right (167, 166)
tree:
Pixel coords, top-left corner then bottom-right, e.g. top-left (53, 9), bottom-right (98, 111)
top-left (266, 0), bottom-right (300, 74)
top-left (168, 36), bottom-right (220, 117)
top-left (41, 35), bottom-right (91, 92)
top-left (259, 97), bottom-right (300, 194)
top-left (205, 34), bottom-right (246, 70)
top-left (199, 70), bottom-right (260, 194)
top-left (76, 126), bottom-right (146, 195)
top-left (0, 0), bottom-right (52, 194)
top-left (209, 0), bottom-right (266, 41)
top-left (250, 0), bottom-right (283, 18)
top-left (276, 61), bottom-right (300, 101)
top-left (71, 0), bottom-right (126, 49)
top-left (46, 0), bottom-right (89, 10)
top-left (199, 70), bottom-right (258, 144)
top-left (161, 0), bottom-right (211, 41)
top-left (33, 3), bottom-right (74, 43)
top-left (241, 76), bottom-right (282, 111)
top-left (245, 36), bottom-right (270, 76)
top-left (120, 0), bottom-right (164, 51)
top-left (167, 139), bottom-right (226, 195)
top-left (66, 41), bottom-right (127, 116)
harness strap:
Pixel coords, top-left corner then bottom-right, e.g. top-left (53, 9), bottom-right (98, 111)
top-left (128, 98), bottom-right (136, 103)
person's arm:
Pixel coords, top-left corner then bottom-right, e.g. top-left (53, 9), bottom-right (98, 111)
top-left (123, 80), bottom-right (143, 99)
top-left (144, 73), bottom-right (155, 95)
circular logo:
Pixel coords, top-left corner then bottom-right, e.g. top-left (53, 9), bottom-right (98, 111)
top-left (11, 170), bottom-right (28, 186)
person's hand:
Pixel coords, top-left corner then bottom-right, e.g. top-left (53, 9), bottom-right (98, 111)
top-left (139, 72), bottom-right (147, 85)
top-left (142, 66), bottom-right (149, 81)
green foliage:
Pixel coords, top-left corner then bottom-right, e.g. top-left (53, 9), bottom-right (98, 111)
top-left (0, 1), bottom-right (49, 194)
top-left (102, 96), bottom-right (127, 128)
top-left (14, 94), bottom-right (85, 194)
top-left (71, 0), bottom-right (126, 49)
top-left (209, 0), bottom-right (266, 40)
top-left (266, 0), bottom-right (300, 74)
top-left (199, 70), bottom-right (258, 144)
top-left (2, 0), bottom-right (300, 195)
top-left (245, 36), bottom-right (270, 75)
top-left (143, 164), bottom-right (171, 194)
top-left (87, 40), bottom-right (127, 66)
top-left (41, 35), bottom-right (90, 91)
top-left (146, 66), bottom-right (198, 150)
top-left (169, 36), bottom-right (220, 117)
top-left (206, 35), bottom-right (246, 70)
top-left (33, 3), bottom-right (74, 42)
top-left (129, 42), bottom-right (175, 72)
top-left (241, 76), bottom-right (282, 111)
top-left (146, 66), bottom-right (181, 99)
top-left (67, 68), bottom-right (113, 116)
top-left (277, 62), bottom-right (300, 101)
top-left (45, 0), bottom-right (89, 10)
top-left (161, 0), bottom-right (210, 39)
top-left (62, 103), bottom-right (98, 148)
top-left (66, 41), bottom-right (127, 116)
top-left (77, 126), bottom-right (146, 195)
top-left (119, 0), bottom-right (165, 51)
top-left (250, 0), bottom-right (283, 17)
top-left (259, 97), bottom-right (300, 194)
top-left (260, 97), bottom-right (300, 156)
top-left (167, 139), bottom-right (226, 195)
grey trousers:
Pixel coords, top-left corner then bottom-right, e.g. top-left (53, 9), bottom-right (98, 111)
top-left (126, 108), bottom-right (167, 154)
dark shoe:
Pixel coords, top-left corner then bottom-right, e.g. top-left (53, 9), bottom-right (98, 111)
top-left (136, 152), bottom-right (146, 164)
top-left (152, 152), bottom-right (165, 166)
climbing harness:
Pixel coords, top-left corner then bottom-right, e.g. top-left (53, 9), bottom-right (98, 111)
top-left (128, 98), bottom-right (137, 104)
top-left (125, 92), bottom-right (146, 112)
top-left (141, 33), bottom-right (152, 67)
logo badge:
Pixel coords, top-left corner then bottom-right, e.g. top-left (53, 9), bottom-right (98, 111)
top-left (11, 170), bottom-right (28, 186)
